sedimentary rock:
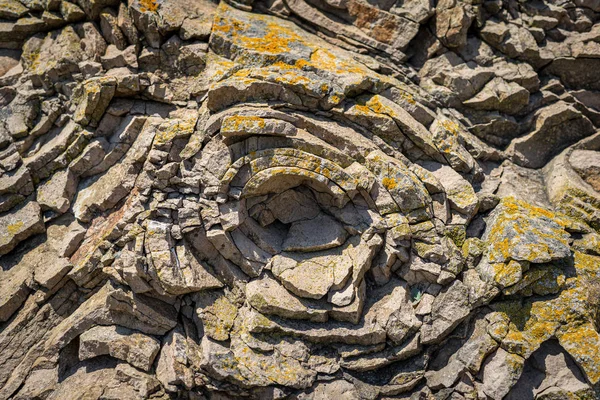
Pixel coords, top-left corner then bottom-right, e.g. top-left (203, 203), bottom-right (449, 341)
top-left (1, 0), bottom-right (600, 398)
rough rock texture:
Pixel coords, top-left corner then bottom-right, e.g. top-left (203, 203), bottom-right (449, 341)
top-left (1, 0), bottom-right (600, 399)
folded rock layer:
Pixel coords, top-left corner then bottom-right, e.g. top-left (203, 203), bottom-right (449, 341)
top-left (1, 0), bottom-right (600, 399)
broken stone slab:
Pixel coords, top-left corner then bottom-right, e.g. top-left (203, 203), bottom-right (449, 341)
top-left (282, 213), bottom-right (349, 252)
top-left (302, 379), bottom-right (360, 400)
top-left (194, 290), bottom-right (238, 342)
top-left (99, 7), bottom-right (127, 50)
top-left (435, 0), bottom-right (474, 49)
top-left (72, 76), bottom-right (117, 126)
top-left (246, 275), bottom-right (329, 322)
top-left (0, 199), bottom-right (45, 256)
top-left (36, 168), bottom-right (78, 214)
top-left (0, 262), bottom-right (32, 322)
top-left (421, 280), bottom-right (471, 345)
top-left (339, 334), bottom-right (421, 372)
top-left (569, 149), bottom-right (600, 192)
top-left (421, 161), bottom-right (478, 223)
top-left (44, 361), bottom-right (162, 400)
top-left (220, 115), bottom-right (297, 143)
top-left (200, 333), bottom-right (317, 389)
top-left (144, 220), bottom-right (223, 295)
top-left (18, 243), bottom-right (74, 290)
top-left (425, 314), bottom-right (498, 390)
top-left (481, 197), bottom-right (571, 266)
top-left (495, 161), bottom-right (552, 209)
top-left (365, 150), bottom-right (431, 214)
top-left (60, 1), bottom-right (85, 22)
top-left (506, 340), bottom-right (594, 399)
top-left (463, 77), bottom-right (530, 115)
top-left (79, 325), bottom-right (160, 371)
top-left (507, 102), bottom-right (595, 169)
top-left (481, 348), bottom-right (525, 400)
top-left (73, 119), bottom-right (157, 222)
top-left (0, 0), bottom-right (29, 19)
top-left (46, 214), bottom-right (86, 258)
top-left (156, 326), bottom-right (194, 392)
top-left (271, 236), bottom-right (366, 300)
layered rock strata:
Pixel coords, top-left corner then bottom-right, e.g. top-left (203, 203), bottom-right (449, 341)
top-left (1, 0), bottom-right (600, 398)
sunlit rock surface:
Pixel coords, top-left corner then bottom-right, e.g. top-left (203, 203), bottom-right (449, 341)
top-left (1, 0), bottom-right (600, 398)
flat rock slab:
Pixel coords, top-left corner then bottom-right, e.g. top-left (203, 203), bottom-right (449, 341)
top-left (0, 200), bottom-right (44, 256)
top-left (79, 325), bottom-right (161, 371)
top-left (283, 213), bottom-right (348, 252)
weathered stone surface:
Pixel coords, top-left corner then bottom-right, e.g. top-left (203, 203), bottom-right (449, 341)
top-left (246, 275), bottom-right (328, 322)
top-left (0, 200), bottom-right (44, 256)
top-left (79, 325), bottom-right (160, 371)
top-left (569, 149), bottom-right (600, 192)
top-left (73, 119), bottom-right (156, 222)
top-left (506, 340), bottom-right (594, 399)
top-left (507, 102), bottom-right (595, 168)
top-left (37, 168), bottom-right (77, 213)
top-left (463, 77), bottom-right (529, 115)
top-left (481, 348), bottom-right (525, 400)
top-left (282, 213), bottom-right (349, 252)
top-left (0, 263), bottom-right (31, 322)
top-left (482, 197), bottom-right (571, 265)
top-left (156, 326), bottom-right (194, 392)
top-left (421, 280), bottom-right (471, 344)
top-left (46, 362), bottom-right (162, 400)
top-left (422, 161), bottom-right (478, 222)
top-left (1, 0), bottom-right (600, 397)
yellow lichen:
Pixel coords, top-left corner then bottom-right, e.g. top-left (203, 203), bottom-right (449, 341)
top-left (6, 221), bottom-right (24, 235)
top-left (381, 176), bottom-right (398, 190)
top-left (139, 0), bottom-right (159, 13)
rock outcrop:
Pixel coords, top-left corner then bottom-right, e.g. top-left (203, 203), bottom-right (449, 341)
top-left (1, 0), bottom-right (600, 398)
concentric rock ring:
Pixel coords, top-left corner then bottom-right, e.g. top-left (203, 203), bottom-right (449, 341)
top-left (2, 0), bottom-right (600, 398)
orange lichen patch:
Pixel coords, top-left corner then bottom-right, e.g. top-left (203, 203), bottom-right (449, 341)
top-left (212, 5), bottom-right (302, 55)
top-left (440, 119), bottom-right (460, 136)
top-left (557, 322), bottom-right (600, 385)
top-left (212, 3), bottom-right (381, 80)
top-left (492, 276), bottom-right (600, 386)
top-left (397, 90), bottom-right (416, 105)
top-left (493, 260), bottom-right (523, 288)
top-left (573, 251), bottom-right (600, 279)
top-left (139, 0), bottom-right (159, 13)
top-left (493, 289), bottom-right (581, 357)
top-left (154, 115), bottom-right (197, 145)
top-left (381, 177), bottom-right (398, 190)
top-left (307, 48), bottom-right (366, 75)
top-left (203, 296), bottom-right (238, 340)
top-left (363, 95), bottom-right (396, 117)
top-left (221, 115), bottom-right (266, 132)
top-left (485, 197), bottom-right (570, 264)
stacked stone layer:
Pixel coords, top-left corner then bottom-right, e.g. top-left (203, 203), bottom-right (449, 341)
top-left (1, 0), bottom-right (600, 398)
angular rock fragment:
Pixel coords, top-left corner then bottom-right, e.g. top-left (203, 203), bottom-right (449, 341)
top-left (507, 102), bottom-right (595, 168)
top-left (0, 200), bottom-right (44, 256)
top-left (1, 0), bottom-right (600, 397)
top-left (79, 325), bottom-right (160, 371)
top-left (282, 213), bottom-right (348, 252)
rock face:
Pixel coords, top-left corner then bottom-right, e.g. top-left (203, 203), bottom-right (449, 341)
top-left (1, 0), bottom-right (600, 398)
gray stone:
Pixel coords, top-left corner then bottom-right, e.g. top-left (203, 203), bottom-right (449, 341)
top-left (421, 280), bottom-right (471, 344)
top-left (283, 213), bottom-right (349, 252)
top-left (507, 102), bottom-right (595, 168)
top-left (0, 200), bottom-right (44, 256)
top-left (569, 149), bottom-right (600, 192)
top-left (481, 348), bottom-right (525, 400)
top-left (79, 325), bottom-right (160, 371)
